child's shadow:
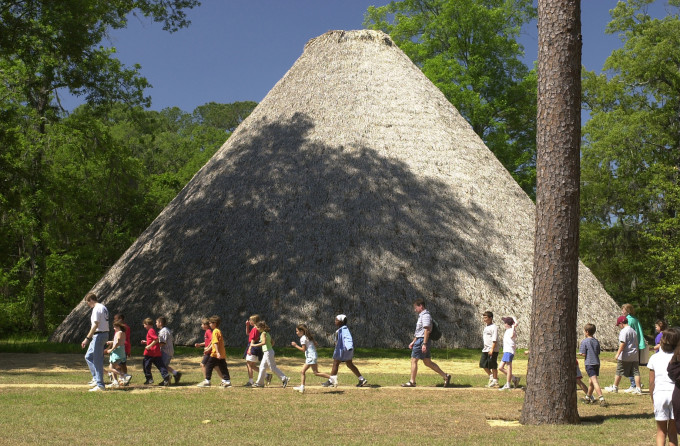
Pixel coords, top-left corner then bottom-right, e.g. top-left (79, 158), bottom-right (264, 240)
top-left (443, 383), bottom-right (472, 389)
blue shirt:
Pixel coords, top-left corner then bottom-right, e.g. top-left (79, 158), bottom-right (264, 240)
top-left (579, 337), bottom-right (600, 366)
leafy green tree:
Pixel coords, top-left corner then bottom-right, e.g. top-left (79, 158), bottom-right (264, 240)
top-left (580, 0), bottom-right (680, 329)
top-left (365, 0), bottom-right (538, 197)
top-left (0, 0), bottom-right (199, 333)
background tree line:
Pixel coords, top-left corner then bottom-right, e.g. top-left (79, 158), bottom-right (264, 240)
top-left (1, 0), bottom-right (678, 337)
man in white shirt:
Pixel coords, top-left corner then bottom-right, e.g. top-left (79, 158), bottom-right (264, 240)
top-left (81, 292), bottom-right (109, 392)
top-left (401, 299), bottom-right (451, 388)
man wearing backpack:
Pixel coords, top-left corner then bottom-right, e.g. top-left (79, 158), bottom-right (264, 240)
top-left (401, 298), bottom-right (452, 388)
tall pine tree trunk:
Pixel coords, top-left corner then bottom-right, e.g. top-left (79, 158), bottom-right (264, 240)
top-left (520, 0), bottom-right (581, 425)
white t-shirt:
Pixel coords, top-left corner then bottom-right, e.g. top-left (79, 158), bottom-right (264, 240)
top-left (91, 303), bottom-right (109, 333)
top-left (301, 335), bottom-right (317, 360)
top-left (503, 326), bottom-right (516, 354)
top-left (618, 326), bottom-right (638, 361)
top-left (648, 350), bottom-right (675, 395)
top-left (158, 326), bottom-right (174, 357)
top-left (483, 324), bottom-right (499, 352)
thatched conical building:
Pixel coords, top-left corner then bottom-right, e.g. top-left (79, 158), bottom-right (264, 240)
top-left (52, 30), bottom-right (621, 349)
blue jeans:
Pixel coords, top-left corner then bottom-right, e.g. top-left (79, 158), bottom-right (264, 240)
top-left (85, 332), bottom-right (107, 387)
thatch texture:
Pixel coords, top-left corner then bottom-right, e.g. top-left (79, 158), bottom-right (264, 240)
top-left (52, 30), bottom-right (621, 349)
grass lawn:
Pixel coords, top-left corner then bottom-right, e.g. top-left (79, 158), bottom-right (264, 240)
top-left (0, 344), bottom-right (658, 446)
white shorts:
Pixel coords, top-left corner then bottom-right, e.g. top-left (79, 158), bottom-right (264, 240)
top-left (653, 392), bottom-right (674, 421)
top-left (245, 354), bottom-right (259, 363)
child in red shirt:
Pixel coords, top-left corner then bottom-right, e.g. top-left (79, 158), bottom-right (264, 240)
top-left (244, 314), bottom-right (262, 386)
top-left (141, 317), bottom-right (170, 386)
top-left (195, 318), bottom-right (223, 380)
top-left (196, 315), bottom-right (231, 387)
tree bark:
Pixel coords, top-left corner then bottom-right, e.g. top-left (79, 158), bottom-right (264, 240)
top-left (520, 0), bottom-right (581, 425)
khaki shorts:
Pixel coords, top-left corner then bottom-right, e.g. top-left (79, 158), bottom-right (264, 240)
top-left (616, 360), bottom-right (639, 377)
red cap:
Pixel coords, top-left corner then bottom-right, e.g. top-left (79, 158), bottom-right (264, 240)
top-left (616, 315), bottom-right (628, 326)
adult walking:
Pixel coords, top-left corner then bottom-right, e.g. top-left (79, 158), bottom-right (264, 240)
top-left (402, 299), bottom-right (451, 388)
top-left (81, 292), bottom-right (109, 392)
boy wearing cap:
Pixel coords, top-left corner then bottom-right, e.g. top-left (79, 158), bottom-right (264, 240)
top-left (498, 316), bottom-right (520, 390)
top-left (605, 315), bottom-right (641, 394)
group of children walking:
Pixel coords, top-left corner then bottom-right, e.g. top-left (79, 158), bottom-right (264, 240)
top-left (189, 313), bottom-right (366, 393)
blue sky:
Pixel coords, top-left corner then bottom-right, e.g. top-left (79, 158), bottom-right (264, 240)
top-left (60, 1), bottom-right (671, 113)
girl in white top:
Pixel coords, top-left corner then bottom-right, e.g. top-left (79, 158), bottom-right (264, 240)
top-left (290, 324), bottom-right (331, 393)
top-left (648, 329), bottom-right (680, 446)
top-left (498, 316), bottom-right (520, 390)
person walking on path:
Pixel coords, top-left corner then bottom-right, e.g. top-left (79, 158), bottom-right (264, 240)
top-left (81, 292), bottom-right (110, 392)
top-left (321, 315), bottom-right (369, 388)
top-left (401, 299), bottom-right (451, 388)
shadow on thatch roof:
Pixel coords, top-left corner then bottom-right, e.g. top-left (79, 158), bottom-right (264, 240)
top-left (51, 30), bottom-right (621, 349)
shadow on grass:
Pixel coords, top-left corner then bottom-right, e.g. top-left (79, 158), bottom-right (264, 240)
top-left (581, 412), bottom-right (654, 425)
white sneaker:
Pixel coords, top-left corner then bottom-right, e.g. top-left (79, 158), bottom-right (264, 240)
top-left (89, 385), bottom-right (105, 392)
top-left (633, 387), bottom-right (642, 395)
top-left (219, 380), bottom-right (231, 387)
top-left (489, 379), bottom-right (499, 388)
top-left (282, 376), bottom-right (290, 388)
top-left (106, 381), bottom-right (120, 389)
top-left (605, 385), bottom-right (618, 393)
top-left (293, 386), bottom-right (305, 393)
top-left (499, 384), bottom-right (511, 391)
top-left (623, 386), bottom-right (636, 393)
top-left (196, 379), bottom-right (211, 388)
top-left (88, 380), bottom-right (99, 388)
top-left (123, 374), bottom-right (132, 386)
top-left (331, 376), bottom-right (338, 388)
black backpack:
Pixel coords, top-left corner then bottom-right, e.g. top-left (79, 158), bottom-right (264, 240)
top-left (429, 318), bottom-right (442, 341)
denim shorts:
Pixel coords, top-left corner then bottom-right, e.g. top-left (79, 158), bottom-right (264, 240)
top-left (411, 338), bottom-right (431, 359)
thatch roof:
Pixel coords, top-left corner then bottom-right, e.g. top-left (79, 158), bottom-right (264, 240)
top-left (51, 30), bottom-right (621, 349)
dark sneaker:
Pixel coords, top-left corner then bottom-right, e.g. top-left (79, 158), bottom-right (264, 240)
top-left (174, 371), bottom-right (182, 384)
top-left (143, 379), bottom-right (154, 385)
top-left (161, 378), bottom-right (171, 387)
top-left (356, 378), bottom-right (368, 387)
top-left (321, 379), bottom-right (333, 387)
top-left (244, 381), bottom-right (253, 387)
top-left (401, 381), bottom-right (416, 387)
top-left (265, 373), bottom-right (273, 386)
top-left (444, 374), bottom-right (451, 388)
top-left (282, 376), bottom-right (290, 388)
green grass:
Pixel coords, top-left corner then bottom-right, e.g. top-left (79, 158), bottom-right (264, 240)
top-left (0, 349), bottom-right (660, 446)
